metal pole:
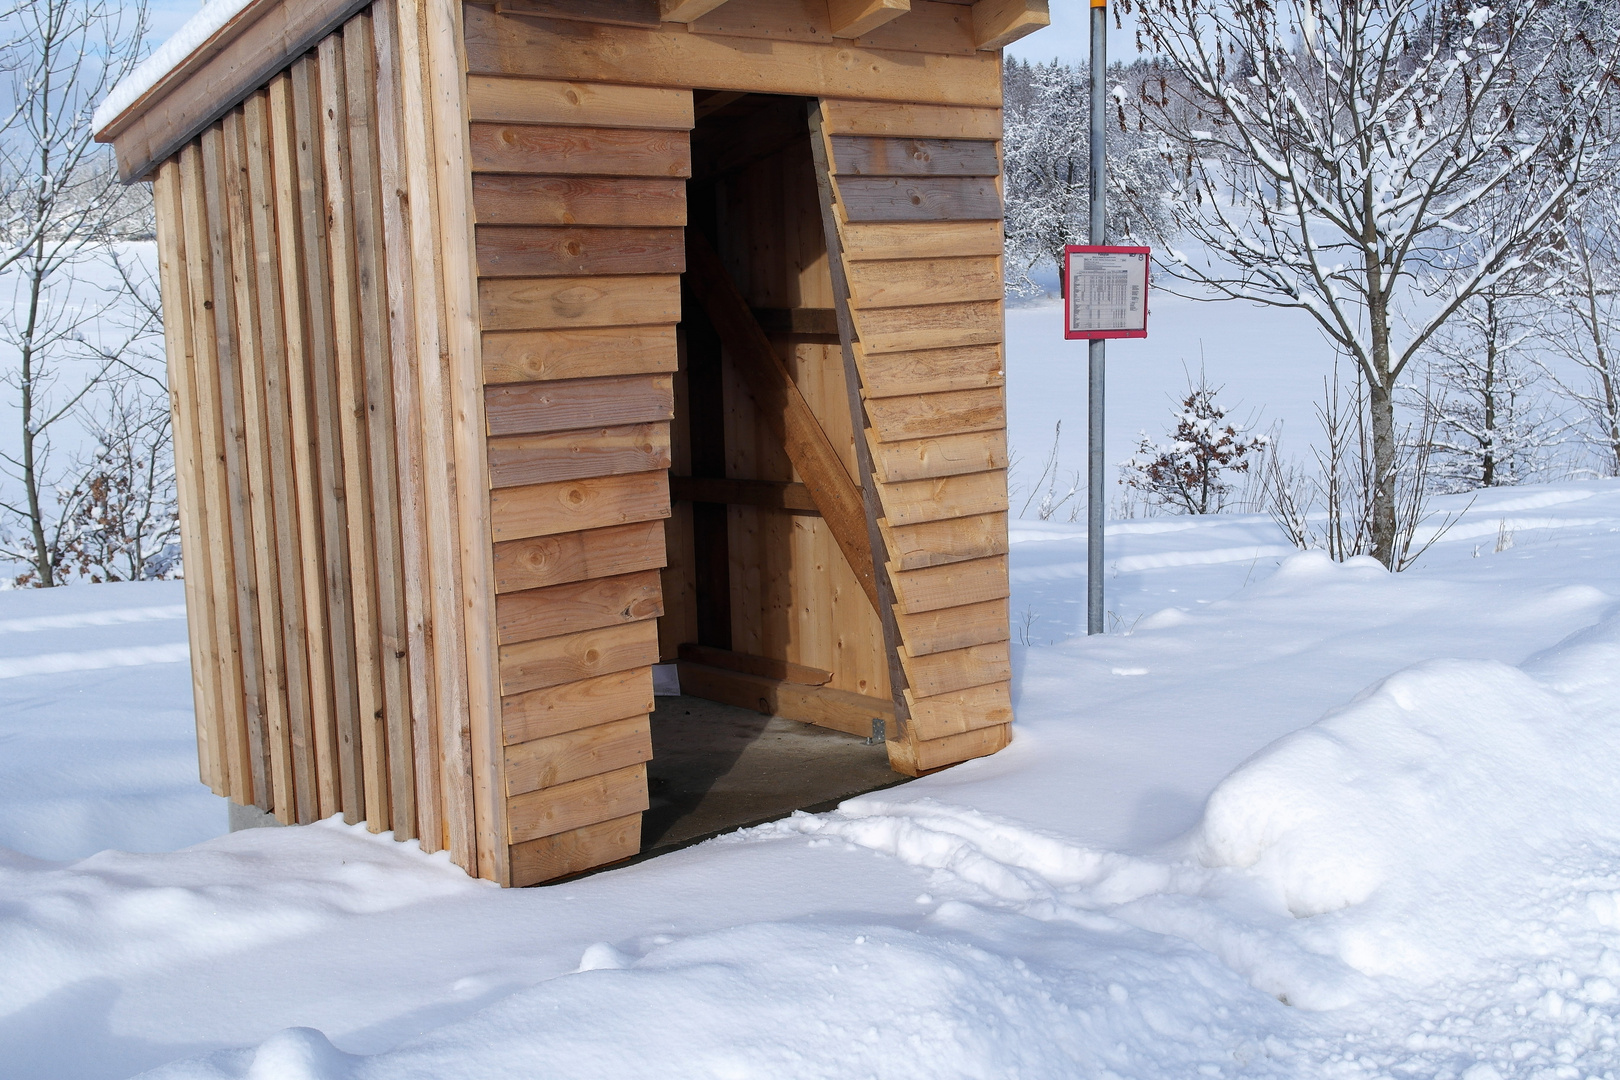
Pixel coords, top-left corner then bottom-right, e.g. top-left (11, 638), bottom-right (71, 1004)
top-left (1087, 0), bottom-right (1107, 635)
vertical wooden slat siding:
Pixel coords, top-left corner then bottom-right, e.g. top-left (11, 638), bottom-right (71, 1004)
top-left (426, 0), bottom-right (509, 884)
top-left (373, 0), bottom-right (443, 851)
top-left (320, 33), bottom-right (392, 834)
top-left (152, 161), bottom-right (227, 797)
top-left (244, 88), bottom-right (321, 824)
top-left (345, 14), bottom-right (419, 839)
top-left (269, 69), bottom-right (343, 819)
top-left (222, 106), bottom-right (296, 820)
top-left (292, 53), bottom-right (368, 823)
top-left (182, 133), bottom-right (253, 806)
top-left (397, 0), bottom-right (479, 871)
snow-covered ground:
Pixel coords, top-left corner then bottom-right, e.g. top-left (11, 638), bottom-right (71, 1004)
top-left (7, 480), bottom-right (1620, 1078)
top-left (8, 292), bottom-right (1620, 1077)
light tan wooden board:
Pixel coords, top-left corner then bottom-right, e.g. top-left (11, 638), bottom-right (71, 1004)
top-left (469, 123), bottom-right (692, 177)
top-left (846, 255), bottom-right (1002, 309)
top-left (473, 174), bottom-right (687, 227)
top-left (502, 665), bottom-right (656, 744)
top-left (675, 661), bottom-right (892, 738)
top-left (853, 298), bottom-right (1002, 354)
top-left (483, 325), bottom-right (679, 384)
top-left (876, 468), bottom-right (1008, 526)
top-left (894, 596), bottom-right (1009, 656)
top-left (821, 98), bottom-right (1001, 139)
top-left (856, 341), bottom-right (1003, 398)
top-left (865, 386), bottom-right (1004, 443)
top-left (509, 812), bottom-right (640, 886)
top-left (491, 469), bottom-right (671, 542)
top-left (476, 225), bottom-right (685, 277)
top-left (485, 374), bottom-right (673, 436)
top-left (905, 678), bottom-right (1011, 740)
top-left (503, 713), bottom-right (652, 796)
top-left (496, 569), bottom-right (663, 645)
top-left (909, 721), bottom-right (1009, 773)
top-left (880, 510), bottom-right (1006, 570)
top-left (479, 275), bottom-right (681, 331)
top-left (840, 220), bottom-right (1001, 261)
top-left (494, 518), bottom-right (668, 594)
top-left (467, 75), bottom-right (694, 128)
top-left (899, 639), bottom-right (1009, 698)
top-left (462, 5), bottom-right (1003, 107)
top-left (869, 427), bottom-right (1008, 483)
top-left (507, 761), bottom-right (648, 844)
top-left (489, 422), bottom-right (672, 488)
top-left (499, 620), bottom-right (662, 696)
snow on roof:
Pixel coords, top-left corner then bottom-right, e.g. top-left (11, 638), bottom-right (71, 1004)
top-left (92, 0), bottom-right (261, 136)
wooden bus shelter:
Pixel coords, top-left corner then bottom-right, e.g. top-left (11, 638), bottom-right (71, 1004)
top-left (95, 0), bottom-right (1042, 886)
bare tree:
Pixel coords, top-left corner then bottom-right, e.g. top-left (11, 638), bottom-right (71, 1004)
top-left (1123, 0), bottom-right (1619, 567)
top-left (1541, 186), bottom-right (1620, 475)
top-left (0, 0), bottom-right (151, 585)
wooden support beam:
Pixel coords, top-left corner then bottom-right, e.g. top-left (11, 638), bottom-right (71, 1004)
top-left (670, 476), bottom-right (819, 513)
top-left (829, 0), bottom-right (909, 39)
top-left (660, 0), bottom-right (730, 22)
top-left (970, 0), bottom-right (1049, 50)
top-left (751, 306), bottom-right (839, 338)
top-left (681, 227), bottom-right (878, 611)
top-left (677, 643), bottom-right (833, 687)
top-left (675, 661), bottom-right (892, 739)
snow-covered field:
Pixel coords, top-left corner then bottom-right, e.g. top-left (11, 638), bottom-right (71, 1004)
top-left (8, 302), bottom-right (1620, 1078)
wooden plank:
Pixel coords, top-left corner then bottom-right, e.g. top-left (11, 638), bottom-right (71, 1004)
top-left (476, 225), bottom-right (686, 277)
top-left (490, 470), bottom-right (671, 541)
top-left (669, 476), bottom-right (818, 513)
top-left (483, 325), bottom-right (678, 384)
top-left (910, 722), bottom-right (1009, 773)
top-left (752, 307), bottom-right (838, 337)
top-left (829, 0), bottom-right (908, 37)
top-left (835, 176), bottom-right (1002, 222)
top-left (291, 52), bottom-right (365, 823)
top-left (854, 298), bottom-right (1002, 354)
top-left (320, 33), bottom-right (391, 834)
top-left (661, 0), bottom-right (729, 21)
top-left (866, 386), bottom-right (1004, 442)
top-left (870, 427), bottom-right (1008, 483)
top-left (496, 569), bottom-right (664, 645)
top-left (100, 0), bottom-right (378, 181)
top-left (246, 88), bottom-right (324, 824)
top-left (821, 99), bottom-right (1001, 139)
top-left (847, 256), bottom-right (1002, 309)
top-left (829, 135), bottom-right (998, 177)
top-left (479, 274), bottom-right (682, 331)
top-left (467, 75), bottom-right (694, 128)
top-left (496, 0), bottom-right (664, 28)
top-left (346, 12), bottom-right (418, 839)
top-left (510, 812), bottom-right (640, 886)
top-left (499, 620), bottom-right (662, 696)
top-left (900, 640), bottom-right (1009, 698)
top-left (971, 0), bottom-right (1049, 50)
top-left (675, 661), bottom-right (892, 738)
top-left (677, 643), bottom-right (831, 685)
top-left (153, 161), bottom-right (228, 797)
top-left (484, 373), bottom-right (674, 436)
top-left (489, 422), bottom-right (672, 488)
top-left (894, 597), bottom-right (1009, 656)
top-left (223, 102), bottom-right (296, 823)
top-left (494, 519), bottom-right (668, 594)
top-left (472, 174), bottom-right (687, 227)
top-left (841, 220), bottom-right (1003, 261)
top-left (502, 666), bottom-right (655, 743)
top-left (394, 0), bottom-right (476, 873)
top-left (682, 229), bottom-right (877, 610)
top-left (507, 761), bottom-right (648, 844)
top-left (469, 123), bottom-right (692, 177)
top-left (880, 510), bottom-right (1006, 570)
top-left (503, 714), bottom-right (652, 795)
top-left (200, 121), bottom-right (272, 811)
top-left (462, 6), bottom-right (1003, 107)
top-left (876, 468), bottom-right (1008, 526)
top-left (857, 342), bottom-right (1003, 398)
top-left (373, 0), bottom-right (442, 851)
top-left (424, 0), bottom-right (508, 883)
top-left (906, 679), bottom-right (1011, 740)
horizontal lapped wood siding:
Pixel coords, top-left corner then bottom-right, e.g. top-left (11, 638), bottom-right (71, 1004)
top-left (820, 96), bottom-right (1014, 771)
top-left (148, 0), bottom-right (496, 881)
top-left (472, 74), bottom-right (689, 886)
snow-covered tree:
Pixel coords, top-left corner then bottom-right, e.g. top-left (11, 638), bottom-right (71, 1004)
top-left (1541, 185), bottom-right (1620, 475)
top-left (1002, 58), bottom-right (1173, 295)
top-left (1410, 283), bottom-right (1564, 491)
top-left (0, 0), bottom-right (158, 585)
top-left (1122, 373), bottom-right (1265, 514)
top-left (1122, 0), bottom-right (1620, 567)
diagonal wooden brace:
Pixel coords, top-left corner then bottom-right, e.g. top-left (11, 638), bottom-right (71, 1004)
top-left (682, 227), bottom-right (880, 612)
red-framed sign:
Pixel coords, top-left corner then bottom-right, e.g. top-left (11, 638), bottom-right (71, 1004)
top-left (1062, 245), bottom-right (1150, 340)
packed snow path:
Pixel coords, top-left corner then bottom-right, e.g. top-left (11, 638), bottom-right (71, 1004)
top-left (5, 482), bottom-right (1620, 1079)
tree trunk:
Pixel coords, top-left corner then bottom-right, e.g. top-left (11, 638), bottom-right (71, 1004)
top-left (1367, 305), bottom-right (1398, 569)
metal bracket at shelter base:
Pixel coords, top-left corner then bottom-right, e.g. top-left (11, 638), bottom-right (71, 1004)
top-left (866, 717), bottom-right (886, 746)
